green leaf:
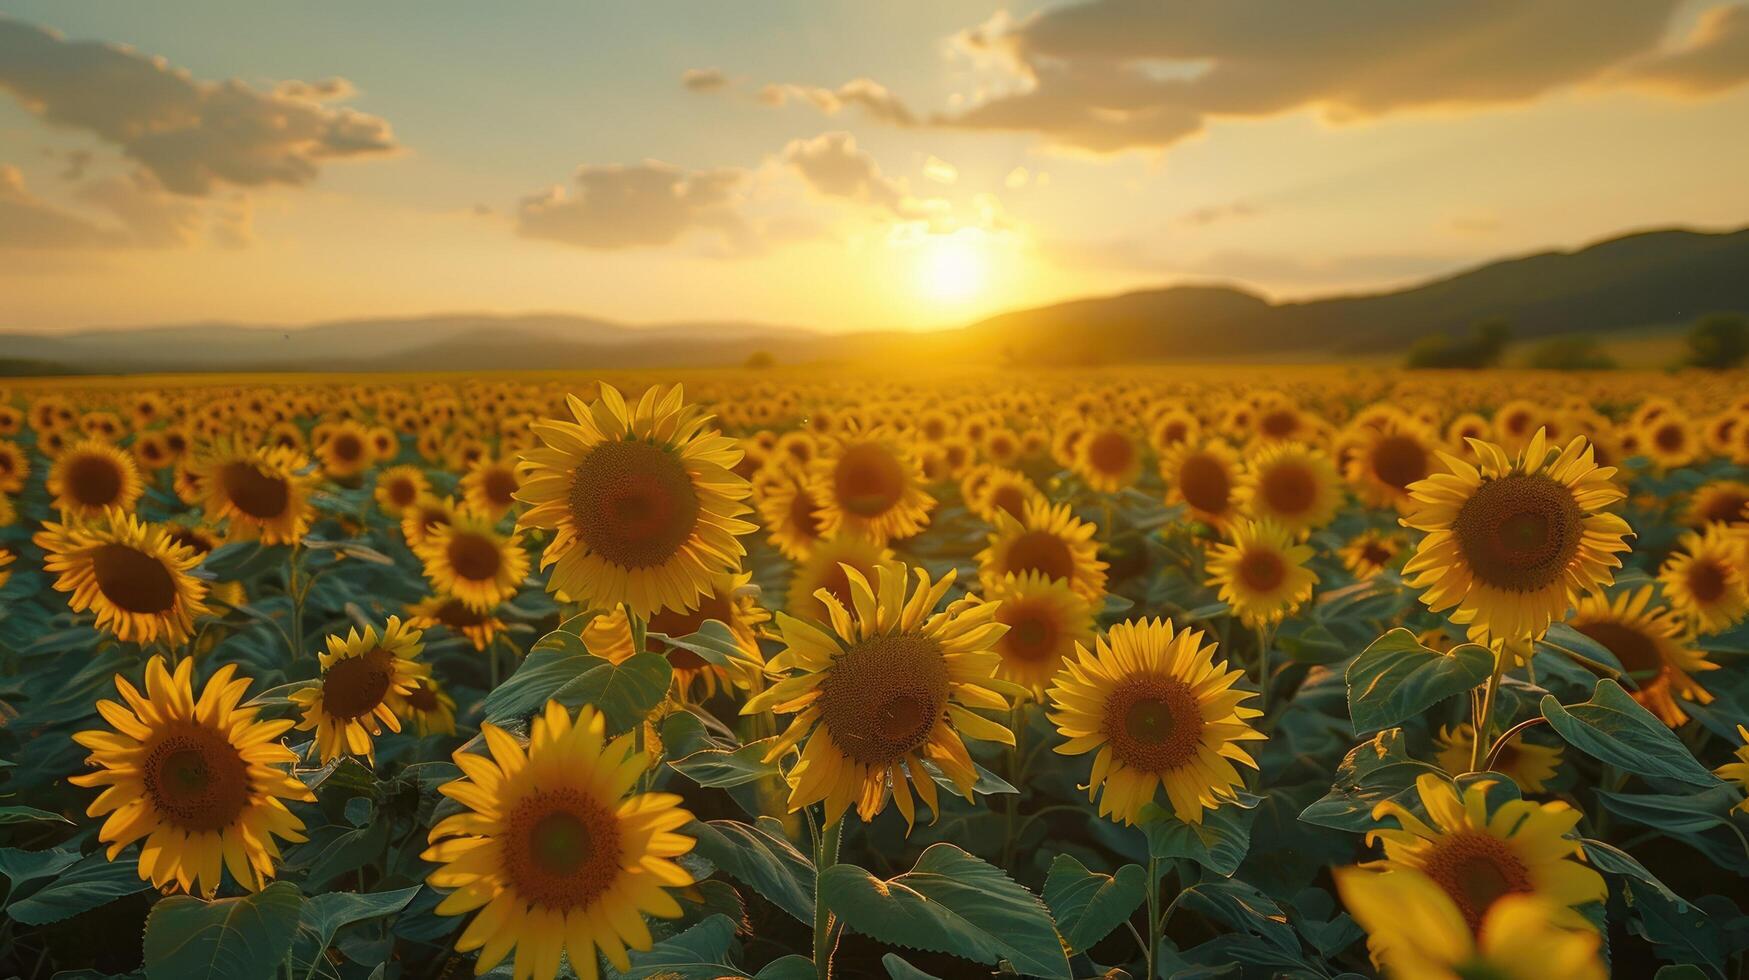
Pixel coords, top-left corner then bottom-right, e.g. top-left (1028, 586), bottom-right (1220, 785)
top-left (0, 846), bottom-right (82, 891)
top-left (686, 817), bottom-right (815, 925)
top-left (1345, 628), bottom-right (1493, 733)
top-left (753, 955), bottom-right (817, 980)
top-left (669, 738), bottom-right (782, 789)
top-left (1622, 879), bottom-right (1729, 975)
top-left (1593, 785), bottom-right (1739, 835)
top-left (613, 913), bottom-right (741, 978)
top-left (482, 629), bottom-right (670, 732)
top-left (7, 849), bottom-right (151, 925)
top-left (0, 803), bottom-right (73, 825)
top-left (1301, 729), bottom-right (1452, 833)
top-left (143, 881), bottom-right (305, 980)
top-left (1041, 854), bottom-right (1146, 953)
top-left (291, 886), bottom-right (420, 974)
top-left (1540, 680), bottom-right (1720, 787)
top-left (818, 843), bottom-right (1070, 979)
top-left (1580, 839), bottom-right (1688, 910)
top-left (1141, 794), bottom-right (1260, 877)
top-left (1175, 879), bottom-right (1299, 957)
top-left (882, 953), bottom-right (944, 980)
top-left (647, 619), bottom-right (750, 668)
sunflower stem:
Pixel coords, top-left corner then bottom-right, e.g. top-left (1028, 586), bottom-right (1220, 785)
top-left (1470, 657), bottom-right (1505, 772)
top-left (813, 816), bottom-right (842, 979)
top-left (1145, 854), bottom-right (1162, 980)
top-left (1483, 716), bottom-right (1548, 772)
top-left (1252, 625), bottom-right (1274, 721)
top-left (1001, 698), bottom-right (1027, 868)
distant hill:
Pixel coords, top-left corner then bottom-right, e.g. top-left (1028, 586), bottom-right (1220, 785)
top-left (2, 224), bottom-right (1745, 374)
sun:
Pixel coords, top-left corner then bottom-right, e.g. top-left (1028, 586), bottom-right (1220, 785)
top-left (916, 234), bottom-right (989, 303)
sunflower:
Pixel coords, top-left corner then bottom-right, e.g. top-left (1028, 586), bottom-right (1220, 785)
top-left (1565, 587), bottom-right (1715, 727)
top-left (407, 593), bottom-right (507, 652)
top-left (809, 427), bottom-right (935, 545)
top-left (1047, 618), bottom-right (1262, 826)
top-left (1159, 439), bottom-right (1242, 531)
top-left (785, 533), bottom-right (894, 625)
top-left (747, 563), bottom-right (1012, 829)
top-left (1659, 524), bottom-right (1749, 634)
top-left (0, 438), bottom-right (32, 493)
top-left (290, 617), bottom-right (429, 763)
top-left (1639, 411), bottom-right (1696, 470)
top-left (48, 439), bottom-right (144, 519)
top-left (1334, 867), bottom-right (1604, 980)
top-left (193, 443), bottom-right (315, 546)
top-left (423, 702), bottom-right (695, 980)
top-left (583, 570), bottom-right (770, 700)
top-left (69, 656), bottom-right (315, 897)
top-left (1719, 725), bottom-right (1749, 815)
top-left (1685, 479), bottom-right (1749, 529)
top-left (977, 499), bottom-right (1108, 602)
top-left (401, 493), bottom-right (457, 548)
top-left (1366, 773), bottom-right (1605, 932)
top-left (516, 384), bottom-right (754, 619)
top-left (966, 466), bottom-right (1043, 525)
top-left (1340, 529), bottom-right (1407, 580)
top-left (462, 455), bottom-right (523, 520)
top-left (403, 678), bottom-right (458, 737)
top-left (1399, 430), bottom-right (1631, 648)
top-left (316, 420), bottom-right (375, 479)
top-left (0, 543), bottom-right (13, 591)
top-left (983, 571), bottom-right (1094, 696)
top-left (1434, 723), bottom-right (1562, 791)
top-left (1074, 424), bottom-right (1143, 493)
top-left (1344, 415), bottom-right (1442, 512)
top-left (374, 465), bottom-right (431, 518)
top-left (1235, 441), bottom-right (1342, 536)
top-left (415, 507), bottom-right (530, 613)
top-left (756, 470), bottom-right (827, 561)
top-left (1205, 519), bottom-right (1319, 630)
top-left (36, 509), bottom-right (210, 646)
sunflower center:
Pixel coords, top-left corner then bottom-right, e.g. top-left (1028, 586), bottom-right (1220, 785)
top-left (1005, 530), bottom-right (1075, 583)
top-left (1001, 602), bottom-right (1058, 663)
top-left (321, 647), bottom-right (397, 719)
top-left (143, 723), bottom-right (251, 833)
top-left (1687, 560), bottom-right (1727, 603)
top-left (1238, 548), bottom-right (1286, 592)
top-left (1573, 620), bottom-right (1663, 676)
top-left (1361, 542), bottom-right (1394, 566)
top-left (569, 440), bottom-right (701, 569)
top-left (1260, 462), bottom-right (1317, 516)
top-left (1260, 409), bottom-right (1298, 439)
top-left (818, 634), bottom-right (948, 766)
top-left (1451, 473), bottom-right (1582, 593)
top-left (405, 682), bottom-right (440, 711)
top-left (1086, 431), bottom-right (1133, 474)
top-left (1654, 423), bottom-right (1684, 451)
top-left (1419, 831), bottom-right (1533, 932)
top-left (787, 488), bottom-right (824, 539)
top-left (388, 478), bottom-right (419, 508)
top-left (833, 443), bottom-right (907, 518)
top-left (502, 790), bottom-right (622, 912)
top-left (446, 531), bottom-right (503, 582)
top-left (66, 454), bottom-right (124, 506)
top-left (220, 461), bottom-right (291, 519)
top-left (436, 598), bottom-right (488, 628)
top-left (1699, 491), bottom-right (1748, 525)
top-left (92, 543), bottom-right (178, 614)
top-left (483, 468), bottom-right (518, 507)
top-left (1104, 673), bottom-right (1204, 772)
top-left (1371, 435), bottom-right (1428, 490)
top-left (333, 434), bottom-right (363, 462)
top-left (990, 485), bottom-right (1029, 521)
top-left (1178, 453), bottom-right (1232, 514)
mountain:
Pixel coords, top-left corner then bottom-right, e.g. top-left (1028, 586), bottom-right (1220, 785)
top-left (3, 224), bottom-right (1745, 374)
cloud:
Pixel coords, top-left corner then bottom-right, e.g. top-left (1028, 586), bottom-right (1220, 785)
top-left (682, 68), bottom-right (729, 93)
top-left (922, 156), bottom-right (958, 184)
top-left (780, 132), bottom-right (911, 214)
top-left (1617, 3), bottom-right (1749, 95)
top-left (0, 163), bottom-right (211, 249)
top-left (515, 161), bottom-right (753, 251)
top-left (754, 78), bottom-right (917, 126)
top-left (76, 171), bottom-right (202, 247)
top-left (0, 164), bottom-right (120, 248)
top-left (0, 17), bottom-right (398, 195)
top-left (1178, 202), bottom-right (1259, 226)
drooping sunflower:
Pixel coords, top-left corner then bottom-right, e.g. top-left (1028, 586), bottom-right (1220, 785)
top-left (1434, 723), bottom-right (1562, 791)
top-left (1335, 866), bottom-right (1604, 980)
top-left (1074, 424), bottom-right (1143, 493)
top-left (977, 499), bottom-right (1108, 602)
top-left (1658, 524), bottom-right (1749, 634)
top-left (1684, 479), bottom-right (1749, 529)
top-left (0, 438), bottom-right (32, 493)
top-left (374, 465), bottom-right (431, 518)
top-left (1205, 519), bottom-right (1319, 630)
top-left (516, 384), bottom-right (755, 618)
top-left (415, 507), bottom-right (530, 613)
top-left (983, 571), bottom-right (1094, 696)
top-left (403, 677), bottom-right (458, 737)
top-left (747, 563), bottom-right (1012, 829)
top-left (1366, 773), bottom-right (1605, 932)
top-left (193, 442), bottom-right (315, 545)
top-left (1340, 529), bottom-right (1407, 580)
top-left (35, 509), bottom-right (210, 645)
top-left (462, 455), bottom-right (523, 520)
top-left (583, 570), bottom-right (770, 700)
top-left (400, 493), bottom-right (457, 549)
top-left (1159, 439), bottom-right (1243, 531)
top-left (407, 593), bottom-right (507, 652)
top-left (48, 439), bottom-right (144, 519)
top-left (756, 469), bottom-right (827, 561)
top-left (966, 466), bottom-right (1044, 525)
top-left (809, 427), bottom-right (935, 545)
top-left (70, 656), bottom-right (315, 897)
top-left (1565, 587), bottom-right (1715, 727)
top-left (1235, 441), bottom-right (1342, 536)
top-left (785, 533), bottom-right (894, 625)
top-left (1047, 618), bottom-right (1263, 826)
top-left (289, 617), bottom-right (429, 763)
top-left (1400, 430), bottom-right (1632, 648)
top-left (423, 702), bottom-right (695, 980)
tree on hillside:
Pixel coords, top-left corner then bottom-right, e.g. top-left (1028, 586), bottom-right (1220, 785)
top-left (1405, 317), bottom-right (1512, 369)
top-left (1527, 334), bottom-right (1615, 371)
top-left (1686, 313), bottom-right (1749, 369)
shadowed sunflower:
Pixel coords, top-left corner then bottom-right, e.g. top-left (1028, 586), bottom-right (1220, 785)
top-left (1159, 439), bottom-right (1242, 531)
top-left (48, 439), bottom-right (143, 519)
top-left (516, 383), bottom-right (754, 618)
top-left (584, 570), bottom-right (770, 700)
top-left (747, 563), bottom-right (1012, 829)
top-left (1434, 723), bottom-right (1561, 791)
top-left (35, 509), bottom-right (210, 645)
top-left (193, 442), bottom-right (315, 545)
top-left (1566, 587), bottom-right (1715, 727)
top-left (463, 455), bottom-right (523, 520)
top-left (423, 702), bottom-right (695, 980)
top-left (1335, 867), bottom-right (1604, 980)
top-left (1366, 773), bottom-right (1605, 933)
top-left (756, 469), bottom-right (827, 560)
top-left (809, 427), bottom-right (935, 545)
top-left (70, 656), bottom-right (314, 897)
top-left (1400, 429), bottom-right (1631, 648)
top-left (407, 593), bottom-right (507, 652)
top-left (977, 498), bottom-right (1108, 602)
top-left (785, 533), bottom-right (893, 625)
top-left (984, 571), bottom-right (1094, 697)
top-left (415, 507), bottom-right (530, 613)
top-left (316, 420), bottom-right (374, 479)
top-left (1344, 414), bottom-right (1442, 512)
top-left (290, 617), bottom-right (429, 763)
top-left (404, 678), bottom-right (458, 737)
top-left (1047, 618), bottom-right (1262, 826)
top-left (400, 493), bottom-right (457, 548)
top-left (1205, 519), bottom-right (1319, 630)
top-left (0, 439), bottom-right (31, 494)
top-left (374, 465), bottom-right (431, 518)
top-left (1235, 441), bottom-right (1342, 536)
top-left (1685, 479), bottom-right (1749, 529)
top-left (1658, 524), bottom-right (1749, 634)
top-left (966, 466), bottom-right (1044, 525)
top-left (1340, 529), bottom-right (1407, 580)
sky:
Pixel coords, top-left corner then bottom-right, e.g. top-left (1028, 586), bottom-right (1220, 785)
top-left (2, 0), bottom-right (1748, 335)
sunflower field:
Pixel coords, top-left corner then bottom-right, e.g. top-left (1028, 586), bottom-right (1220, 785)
top-left (1, 368), bottom-right (1748, 980)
